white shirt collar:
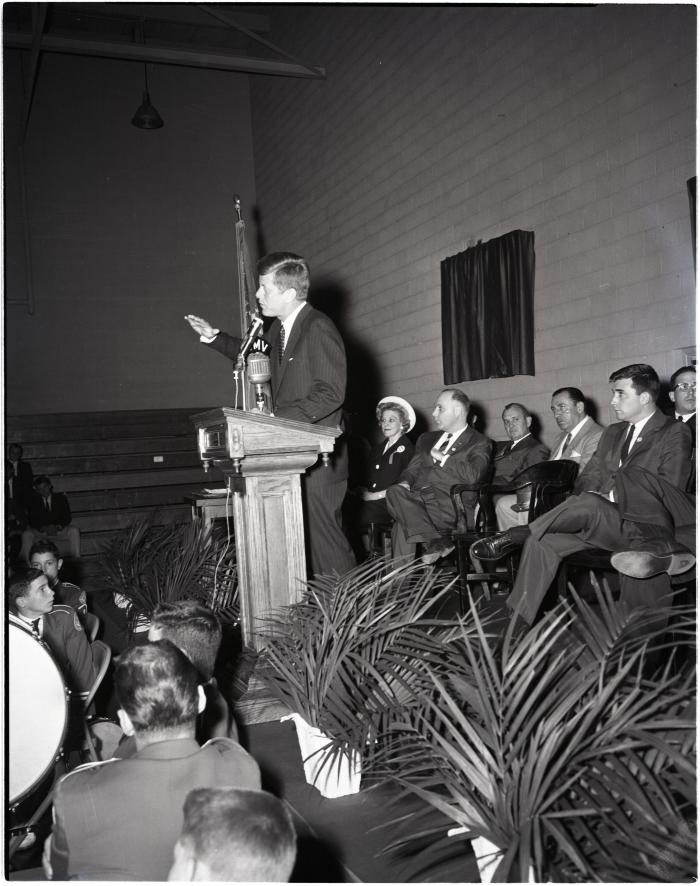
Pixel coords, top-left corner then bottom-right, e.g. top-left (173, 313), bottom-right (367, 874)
top-left (281, 301), bottom-right (307, 345)
top-left (566, 415), bottom-right (589, 441)
top-left (676, 412), bottom-right (696, 422)
top-left (509, 433), bottom-right (531, 447)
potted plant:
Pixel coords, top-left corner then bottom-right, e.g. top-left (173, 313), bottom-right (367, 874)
top-left (98, 516), bottom-right (239, 633)
top-left (256, 557), bottom-right (476, 798)
top-left (379, 579), bottom-right (696, 882)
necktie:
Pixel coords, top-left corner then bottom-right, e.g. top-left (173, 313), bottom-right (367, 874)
top-left (677, 415), bottom-right (685, 422)
top-left (45, 497), bottom-right (51, 513)
top-left (559, 433), bottom-right (572, 457)
top-left (619, 423), bottom-right (634, 463)
top-left (31, 618), bottom-right (41, 639)
top-left (278, 325), bottom-right (286, 364)
top-left (438, 434), bottom-right (452, 453)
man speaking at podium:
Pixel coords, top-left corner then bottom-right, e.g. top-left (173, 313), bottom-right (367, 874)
top-left (186, 252), bottom-right (355, 578)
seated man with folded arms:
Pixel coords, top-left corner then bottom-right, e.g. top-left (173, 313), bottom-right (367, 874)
top-left (495, 387), bottom-right (603, 531)
top-left (45, 640), bottom-right (261, 881)
top-left (168, 787), bottom-right (297, 882)
top-left (9, 568), bottom-right (95, 705)
top-left (29, 540), bottom-right (88, 620)
top-left (20, 476), bottom-right (80, 563)
top-left (386, 388), bottom-right (492, 565)
top-left (473, 364), bottom-right (692, 625)
top-left (114, 599), bottom-right (238, 758)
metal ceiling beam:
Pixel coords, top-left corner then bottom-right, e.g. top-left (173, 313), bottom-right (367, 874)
top-left (4, 32), bottom-right (326, 79)
top-left (58, 3), bottom-right (271, 33)
top-left (199, 4), bottom-right (322, 79)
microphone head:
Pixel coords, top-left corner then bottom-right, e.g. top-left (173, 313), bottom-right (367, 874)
top-left (247, 351), bottom-right (271, 383)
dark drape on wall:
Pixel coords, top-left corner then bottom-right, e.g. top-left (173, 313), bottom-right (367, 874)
top-left (441, 229), bottom-right (535, 383)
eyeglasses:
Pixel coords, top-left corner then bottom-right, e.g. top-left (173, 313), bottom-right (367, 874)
top-left (674, 383), bottom-right (696, 392)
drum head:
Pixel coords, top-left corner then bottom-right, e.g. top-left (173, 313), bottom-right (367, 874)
top-left (9, 623), bottom-right (68, 804)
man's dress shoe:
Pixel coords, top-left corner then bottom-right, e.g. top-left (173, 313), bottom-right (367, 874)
top-left (610, 549), bottom-right (695, 579)
top-left (470, 531), bottom-right (523, 562)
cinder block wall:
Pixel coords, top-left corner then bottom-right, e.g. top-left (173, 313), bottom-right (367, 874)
top-left (250, 5), bottom-right (695, 446)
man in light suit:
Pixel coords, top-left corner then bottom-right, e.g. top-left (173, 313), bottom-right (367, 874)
top-left (495, 387), bottom-right (603, 530)
top-left (386, 388), bottom-right (492, 564)
top-left (186, 252), bottom-right (355, 578)
top-left (45, 641), bottom-right (261, 881)
top-left (473, 364), bottom-right (692, 624)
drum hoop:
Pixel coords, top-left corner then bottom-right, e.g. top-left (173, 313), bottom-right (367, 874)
top-left (9, 622), bottom-right (69, 805)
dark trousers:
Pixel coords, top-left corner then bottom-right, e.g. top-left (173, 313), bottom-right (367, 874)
top-left (507, 493), bottom-right (675, 624)
top-left (616, 467), bottom-right (695, 552)
top-left (305, 478), bottom-right (356, 577)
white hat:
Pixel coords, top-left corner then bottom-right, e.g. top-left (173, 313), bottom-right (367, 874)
top-left (377, 396), bottom-right (416, 432)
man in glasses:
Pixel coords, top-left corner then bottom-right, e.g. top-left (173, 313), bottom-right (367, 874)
top-left (669, 365), bottom-right (696, 443)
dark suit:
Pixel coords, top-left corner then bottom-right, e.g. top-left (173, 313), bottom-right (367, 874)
top-left (386, 427), bottom-right (492, 554)
top-left (49, 736), bottom-right (261, 880)
top-left (492, 434), bottom-right (549, 484)
top-left (28, 491), bottom-right (71, 530)
top-left (507, 410), bottom-right (693, 624)
top-left (9, 458), bottom-right (33, 507)
top-left (207, 303), bottom-right (355, 576)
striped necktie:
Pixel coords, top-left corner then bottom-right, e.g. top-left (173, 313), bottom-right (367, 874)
top-left (559, 433), bottom-right (572, 457)
top-left (278, 326), bottom-right (286, 364)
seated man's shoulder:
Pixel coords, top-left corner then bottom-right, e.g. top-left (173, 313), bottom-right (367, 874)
top-left (201, 737), bottom-right (261, 782)
top-left (46, 604), bottom-right (84, 632)
top-left (56, 581), bottom-right (87, 610)
top-left (56, 758), bottom-right (120, 796)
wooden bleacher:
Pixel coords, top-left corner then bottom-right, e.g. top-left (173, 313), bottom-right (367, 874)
top-left (7, 408), bottom-right (216, 582)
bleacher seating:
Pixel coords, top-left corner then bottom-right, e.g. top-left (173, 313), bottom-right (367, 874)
top-left (7, 408), bottom-right (214, 581)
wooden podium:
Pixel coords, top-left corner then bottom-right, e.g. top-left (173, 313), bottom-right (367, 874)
top-left (191, 407), bottom-right (339, 720)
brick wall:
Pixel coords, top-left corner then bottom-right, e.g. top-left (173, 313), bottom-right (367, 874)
top-left (250, 5), bottom-right (695, 447)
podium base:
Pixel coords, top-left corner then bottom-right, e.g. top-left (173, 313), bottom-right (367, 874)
top-left (234, 671), bottom-right (289, 725)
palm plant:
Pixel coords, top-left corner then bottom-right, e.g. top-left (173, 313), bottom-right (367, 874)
top-left (256, 557), bottom-right (481, 775)
top-left (379, 579), bottom-right (696, 882)
top-left (98, 516), bottom-right (239, 627)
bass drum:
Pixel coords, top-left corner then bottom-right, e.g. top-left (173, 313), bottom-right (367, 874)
top-left (9, 622), bottom-right (69, 806)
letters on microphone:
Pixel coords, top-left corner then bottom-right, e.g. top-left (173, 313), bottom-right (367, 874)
top-left (237, 314), bottom-right (264, 363)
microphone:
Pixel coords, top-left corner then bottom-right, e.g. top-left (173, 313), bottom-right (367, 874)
top-left (237, 313), bottom-right (264, 363)
top-left (247, 352), bottom-right (272, 413)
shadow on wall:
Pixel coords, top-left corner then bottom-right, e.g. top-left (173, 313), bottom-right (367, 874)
top-left (310, 276), bottom-right (383, 422)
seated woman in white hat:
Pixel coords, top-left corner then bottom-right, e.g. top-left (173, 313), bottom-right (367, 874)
top-left (348, 397), bottom-right (416, 552)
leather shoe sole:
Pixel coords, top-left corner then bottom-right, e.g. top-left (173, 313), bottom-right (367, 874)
top-left (610, 550), bottom-right (695, 579)
top-left (470, 535), bottom-right (520, 562)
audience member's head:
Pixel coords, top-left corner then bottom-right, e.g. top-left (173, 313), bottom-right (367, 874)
top-left (8, 443), bottom-right (23, 461)
top-left (501, 403), bottom-right (531, 441)
top-left (375, 396), bottom-right (416, 435)
top-left (114, 640), bottom-right (205, 745)
top-left (550, 387), bottom-right (587, 432)
top-left (148, 600), bottom-right (222, 682)
top-left (168, 787), bottom-right (297, 882)
top-left (434, 388), bottom-right (470, 434)
top-left (608, 364), bottom-right (660, 424)
top-left (33, 475), bottom-right (53, 498)
top-left (8, 568), bottom-right (54, 618)
top-left (29, 540), bottom-right (63, 588)
top-left (609, 363), bottom-right (660, 400)
top-left (257, 252), bottom-right (310, 302)
top-left (669, 365), bottom-right (696, 417)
